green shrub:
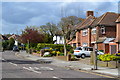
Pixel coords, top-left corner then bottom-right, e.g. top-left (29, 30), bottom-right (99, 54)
top-left (71, 55), bottom-right (77, 61)
top-left (97, 54), bottom-right (120, 61)
top-left (58, 52), bottom-right (64, 56)
top-left (69, 49), bottom-right (74, 54)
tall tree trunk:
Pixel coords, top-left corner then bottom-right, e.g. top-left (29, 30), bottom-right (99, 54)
top-left (63, 35), bottom-right (67, 56)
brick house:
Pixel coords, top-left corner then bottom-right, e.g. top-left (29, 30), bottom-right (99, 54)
top-left (115, 16), bottom-right (120, 52)
top-left (76, 11), bottom-right (119, 54)
top-left (76, 11), bottom-right (95, 47)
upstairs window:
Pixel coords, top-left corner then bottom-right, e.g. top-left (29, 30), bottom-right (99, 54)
top-left (60, 36), bottom-right (62, 40)
top-left (82, 29), bottom-right (88, 36)
top-left (101, 27), bottom-right (105, 34)
top-left (91, 27), bottom-right (96, 34)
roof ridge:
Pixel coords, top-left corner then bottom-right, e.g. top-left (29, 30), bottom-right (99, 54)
top-left (89, 19), bottom-right (96, 26)
top-left (78, 16), bottom-right (94, 27)
top-left (97, 12), bottom-right (108, 25)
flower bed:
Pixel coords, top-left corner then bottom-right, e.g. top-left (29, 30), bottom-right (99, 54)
top-left (97, 53), bottom-right (120, 68)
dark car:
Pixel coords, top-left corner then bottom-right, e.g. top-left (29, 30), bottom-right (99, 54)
top-left (13, 46), bottom-right (19, 52)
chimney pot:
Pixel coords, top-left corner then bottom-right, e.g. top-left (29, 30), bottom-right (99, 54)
top-left (86, 11), bottom-right (94, 17)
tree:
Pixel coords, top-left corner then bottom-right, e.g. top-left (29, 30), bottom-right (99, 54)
top-left (8, 38), bottom-right (15, 50)
top-left (39, 22), bottom-right (60, 43)
top-left (2, 38), bottom-right (15, 50)
top-left (58, 16), bottom-right (83, 56)
top-left (20, 27), bottom-right (45, 44)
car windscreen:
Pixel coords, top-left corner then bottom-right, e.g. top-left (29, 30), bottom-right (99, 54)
top-left (84, 47), bottom-right (93, 51)
top-left (75, 47), bottom-right (82, 50)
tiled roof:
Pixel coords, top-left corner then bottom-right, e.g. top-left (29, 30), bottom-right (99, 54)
top-left (76, 15), bottom-right (95, 30)
top-left (76, 12), bottom-right (119, 30)
top-left (0, 35), bottom-right (8, 40)
top-left (91, 12), bottom-right (119, 27)
top-left (116, 16), bottom-right (120, 23)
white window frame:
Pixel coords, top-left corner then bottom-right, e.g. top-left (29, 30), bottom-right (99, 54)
top-left (91, 27), bottom-right (96, 34)
top-left (101, 26), bottom-right (105, 34)
top-left (82, 29), bottom-right (88, 36)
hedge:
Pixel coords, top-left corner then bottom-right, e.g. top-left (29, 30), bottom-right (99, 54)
top-left (25, 43), bottom-right (72, 53)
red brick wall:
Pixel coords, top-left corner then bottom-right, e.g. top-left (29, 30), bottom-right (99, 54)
top-left (99, 26), bottom-right (116, 38)
top-left (91, 27), bottom-right (98, 43)
top-left (81, 28), bottom-right (91, 47)
top-left (116, 23), bottom-right (120, 52)
top-left (98, 43), bottom-right (105, 52)
top-left (116, 23), bottom-right (120, 42)
top-left (81, 30), bottom-right (87, 46)
top-left (76, 31), bottom-right (81, 47)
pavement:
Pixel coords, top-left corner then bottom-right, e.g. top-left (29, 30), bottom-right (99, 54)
top-left (16, 50), bottom-right (120, 78)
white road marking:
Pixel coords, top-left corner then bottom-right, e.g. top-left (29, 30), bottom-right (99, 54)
top-left (23, 67), bottom-right (31, 71)
top-left (40, 67), bottom-right (54, 71)
top-left (32, 70), bottom-right (41, 74)
top-left (2, 59), bottom-right (5, 60)
top-left (53, 76), bottom-right (58, 78)
top-left (9, 62), bottom-right (17, 66)
top-left (23, 67), bottom-right (41, 74)
top-left (34, 67), bottom-right (39, 70)
top-left (53, 76), bottom-right (63, 80)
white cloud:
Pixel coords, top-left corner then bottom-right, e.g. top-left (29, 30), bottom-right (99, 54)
top-left (1, 2), bottom-right (118, 34)
top-left (2, 0), bottom-right (119, 2)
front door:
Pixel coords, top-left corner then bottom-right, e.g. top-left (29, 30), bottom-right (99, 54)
top-left (105, 44), bottom-right (109, 53)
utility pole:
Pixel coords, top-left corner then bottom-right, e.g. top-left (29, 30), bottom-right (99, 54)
top-left (94, 25), bottom-right (99, 70)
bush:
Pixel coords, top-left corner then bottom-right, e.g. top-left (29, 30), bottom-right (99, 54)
top-left (97, 53), bottom-right (120, 61)
top-left (69, 49), bottom-right (74, 54)
top-left (71, 55), bottom-right (78, 61)
top-left (51, 51), bottom-right (57, 56)
top-left (37, 43), bottom-right (72, 52)
top-left (57, 52), bottom-right (64, 56)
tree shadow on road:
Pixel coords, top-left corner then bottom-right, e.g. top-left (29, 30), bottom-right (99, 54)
top-left (2, 59), bottom-right (40, 64)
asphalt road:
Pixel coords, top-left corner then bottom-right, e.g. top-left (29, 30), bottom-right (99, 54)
top-left (1, 51), bottom-right (118, 80)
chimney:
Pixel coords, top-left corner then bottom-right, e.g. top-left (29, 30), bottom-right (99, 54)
top-left (86, 11), bottom-right (94, 17)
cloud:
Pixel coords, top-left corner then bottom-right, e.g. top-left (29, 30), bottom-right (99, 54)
top-left (1, 2), bottom-right (118, 34)
top-left (2, 0), bottom-right (119, 2)
top-left (2, 19), bottom-right (25, 34)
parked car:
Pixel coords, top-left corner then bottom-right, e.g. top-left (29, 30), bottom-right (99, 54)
top-left (13, 46), bottom-right (19, 52)
top-left (73, 47), bottom-right (104, 58)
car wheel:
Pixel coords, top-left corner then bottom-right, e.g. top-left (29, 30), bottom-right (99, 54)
top-left (76, 56), bottom-right (81, 58)
top-left (81, 54), bottom-right (86, 59)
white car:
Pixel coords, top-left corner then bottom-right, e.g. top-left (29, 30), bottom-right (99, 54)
top-left (73, 47), bottom-right (104, 58)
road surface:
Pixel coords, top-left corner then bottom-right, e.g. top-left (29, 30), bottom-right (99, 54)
top-left (1, 51), bottom-right (118, 80)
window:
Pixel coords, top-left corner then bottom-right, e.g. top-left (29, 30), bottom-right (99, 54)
top-left (83, 43), bottom-right (88, 47)
top-left (76, 47), bottom-right (82, 50)
top-left (60, 36), bottom-right (62, 40)
top-left (119, 43), bottom-right (120, 51)
top-left (82, 29), bottom-right (88, 36)
top-left (100, 26), bottom-right (105, 34)
top-left (91, 27), bottom-right (96, 34)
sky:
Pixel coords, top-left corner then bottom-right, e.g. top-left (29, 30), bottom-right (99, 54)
top-left (1, 0), bottom-right (119, 34)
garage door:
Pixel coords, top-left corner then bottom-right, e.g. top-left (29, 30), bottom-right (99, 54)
top-left (110, 45), bottom-right (116, 54)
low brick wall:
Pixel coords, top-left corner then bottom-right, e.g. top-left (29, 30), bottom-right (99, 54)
top-left (97, 61), bottom-right (118, 68)
top-left (55, 56), bottom-right (68, 61)
top-left (32, 53), bottom-right (41, 56)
